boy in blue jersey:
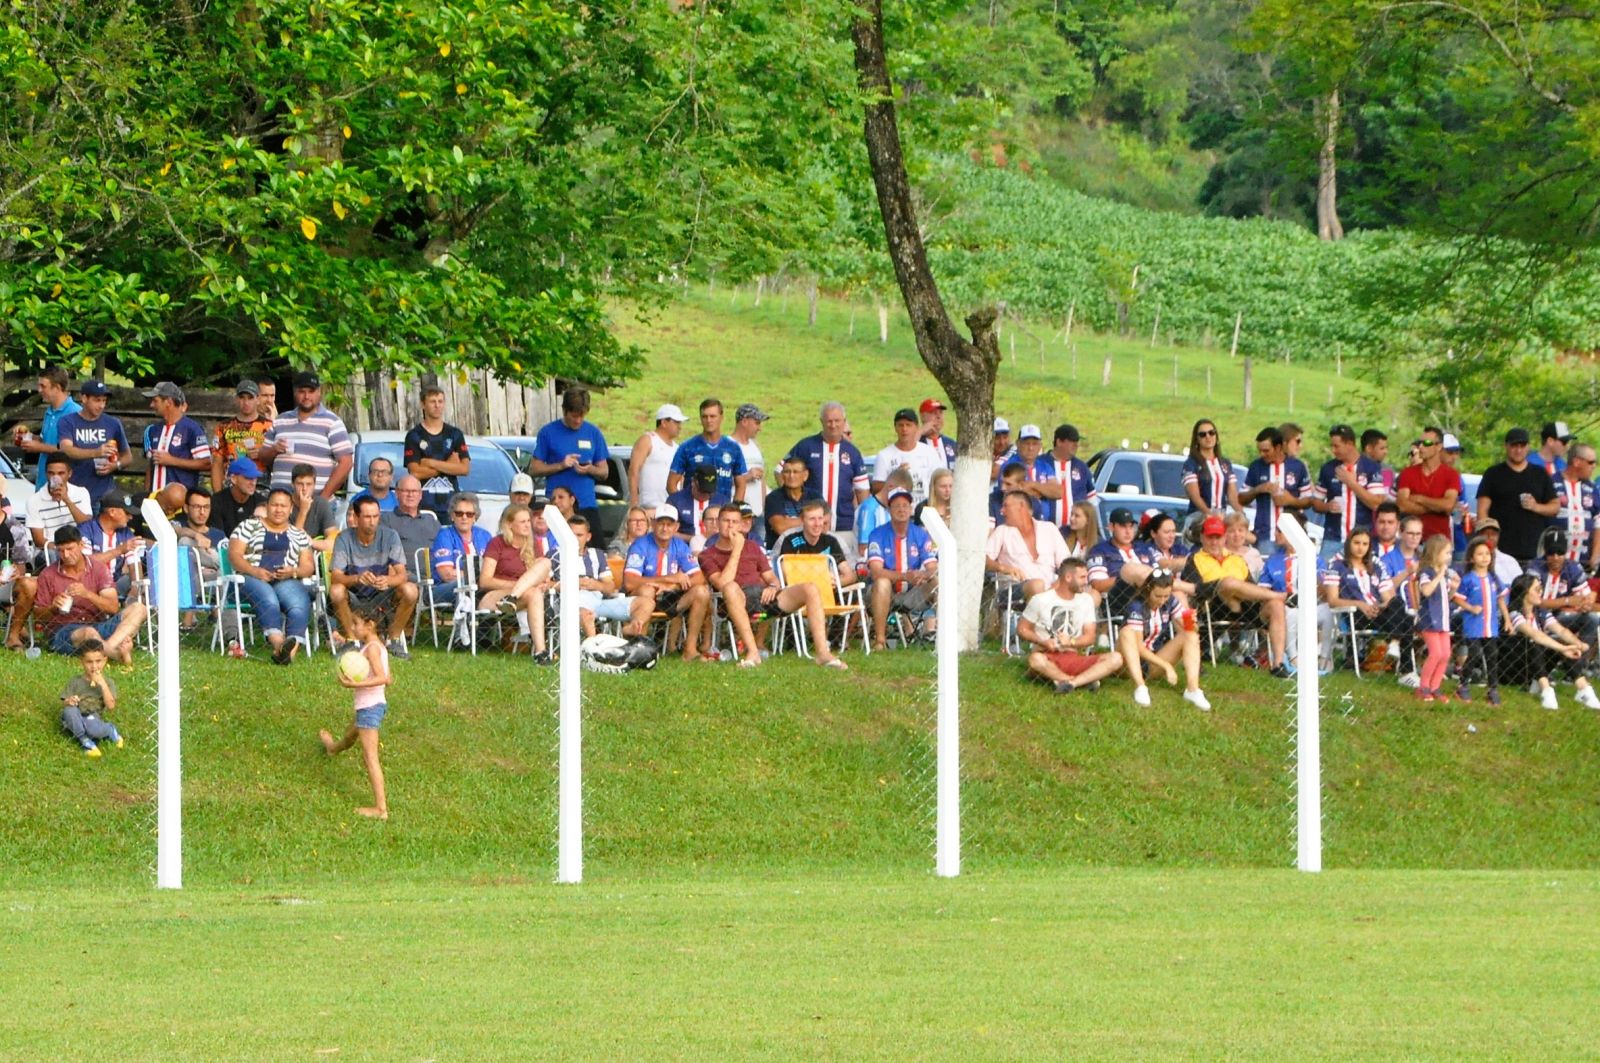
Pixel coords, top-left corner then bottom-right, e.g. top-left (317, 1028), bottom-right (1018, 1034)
top-left (668, 397), bottom-right (748, 503)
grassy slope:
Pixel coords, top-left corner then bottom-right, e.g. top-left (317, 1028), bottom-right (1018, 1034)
top-left (600, 291), bottom-right (1395, 463)
top-left (4, 872), bottom-right (1598, 1060)
top-left (5, 644), bottom-right (1600, 892)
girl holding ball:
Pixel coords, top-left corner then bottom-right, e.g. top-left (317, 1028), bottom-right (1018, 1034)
top-left (319, 611), bottom-right (392, 820)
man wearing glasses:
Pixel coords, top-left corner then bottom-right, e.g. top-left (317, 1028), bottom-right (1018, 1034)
top-left (380, 475), bottom-right (441, 582)
top-left (1396, 428), bottom-right (1463, 543)
top-left (1476, 427), bottom-right (1559, 563)
top-left (1554, 443), bottom-right (1600, 566)
top-left (429, 492), bottom-right (493, 614)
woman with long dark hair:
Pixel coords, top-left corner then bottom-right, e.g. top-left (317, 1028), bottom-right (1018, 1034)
top-left (1321, 528), bottom-right (1410, 671)
top-left (1505, 573), bottom-right (1600, 711)
top-left (1182, 419), bottom-right (1241, 518)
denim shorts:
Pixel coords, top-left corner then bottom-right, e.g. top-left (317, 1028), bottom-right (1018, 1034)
top-left (50, 618), bottom-right (120, 656)
top-left (354, 703), bottom-right (388, 730)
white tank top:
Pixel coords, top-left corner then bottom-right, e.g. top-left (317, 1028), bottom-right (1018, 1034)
top-left (638, 432), bottom-right (677, 508)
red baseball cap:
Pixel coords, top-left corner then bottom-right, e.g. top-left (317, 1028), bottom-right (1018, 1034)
top-left (1201, 515), bottom-right (1226, 537)
top-left (918, 398), bottom-right (945, 414)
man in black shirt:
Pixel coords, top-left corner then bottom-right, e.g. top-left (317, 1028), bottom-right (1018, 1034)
top-left (404, 386), bottom-right (470, 519)
top-left (1476, 427), bottom-right (1559, 561)
top-left (209, 458), bottom-right (269, 537)
top-left (776, 498), bottom-right (858, 587)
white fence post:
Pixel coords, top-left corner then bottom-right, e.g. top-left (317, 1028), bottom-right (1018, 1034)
top-left (921, 511), bottom-right (960, 878)
top-left (543, 506), bottom-right (583, 884)
top-left (1276, 513), bottom-right (1322, 872)
top-left (141, 500), bottom-right (182, 890)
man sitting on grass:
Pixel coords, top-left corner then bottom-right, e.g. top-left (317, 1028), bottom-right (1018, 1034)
top-left (34, 525), bottom-right (146, 662)
top-left (699, 505), bottom-right (848, 669)
top-left (1017, 558), bottom-right (1124, 695)
top-left (866, 488), bottom-right (938, 651)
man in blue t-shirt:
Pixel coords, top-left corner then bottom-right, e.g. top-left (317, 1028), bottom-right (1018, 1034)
top-left (668, 397), bottom-right (748, 504)
top-left (528, 386), bottom-right (610, 543)
top-left (56, 380), bottom-right (129, 505)
top-left (865, 488), bottom-right (938, 650)
top-left (14, 367), bottom-right (81, 487)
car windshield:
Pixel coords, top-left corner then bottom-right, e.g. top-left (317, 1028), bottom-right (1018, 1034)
top-left (353, 441), bottom-right (517, 495)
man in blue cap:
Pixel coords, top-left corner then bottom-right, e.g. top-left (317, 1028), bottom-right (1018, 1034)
top-left (210, 457), bottom-right (268, 537)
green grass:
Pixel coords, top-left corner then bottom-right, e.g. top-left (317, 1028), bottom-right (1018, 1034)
top-left (5, 871), bottom-right (1599, 1059)
top-left (6, 643), bottom-right (1600, 891)
top-left (600, 290), bottom-right (1396, 463)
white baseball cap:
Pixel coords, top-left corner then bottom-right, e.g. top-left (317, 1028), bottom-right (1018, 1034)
top-left (655, 404), bottom-right (686, 423)
top-left (1441, 432), bottom-right (1462, 452)
top-left (993, 417), bottom-right (1011, 435)
top-left (652, 504), bottom-right (679, 522)
top-left (1018, 423), bottom-right (1042, 441)
top-left (510, 473), bottom-right (535, 495)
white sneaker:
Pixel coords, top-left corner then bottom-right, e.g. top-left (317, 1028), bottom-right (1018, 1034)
top-left (1133, 685), bottom-right (1152, 707)
top-left (1541, 686), bottom-right (1559, 711)
top-left (1183, 688), bottom-right (1212, 712)
top-left (1577, 685), bottom-right (1600, 710)
top-left (1397, 671), bottom-right (1420, 689)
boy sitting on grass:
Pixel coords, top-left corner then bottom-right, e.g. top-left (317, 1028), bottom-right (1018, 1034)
top-left (60, 640), bottom-right (122, 758)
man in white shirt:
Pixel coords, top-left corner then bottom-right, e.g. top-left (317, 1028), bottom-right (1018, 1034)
top-left (1017, 558), bottom-right (1125, 694)
top-left (731, 403), bottom-right (769, 519)
top-left (628, 403), bottom-right (684, 509)
top-left (26, 454), bottom-right (91, 549)
top-left (872, 408), bottom-right (944, 503)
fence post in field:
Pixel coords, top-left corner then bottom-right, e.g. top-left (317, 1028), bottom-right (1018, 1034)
top-left (1206, 365), bottom-right (1213, 399)
top-left (1243, 357), bottom-right (1254, 410)
top-left (754, 275), bottom-right (765, 306)
top-left (1102, 354), bottom-right (1113, 387)
top-left (1150, 303), bottom-right (1161, 347)
top-left (921, 511), bottom-right (961, 878)
top-left (1230, 312), bottom-right (1242, 358)
top-left (1289, 379), bottom-right (1295, 412)
top-left (1064, 300), bottom-right (1075, 346)
top-left (1336, 344), bottom-right (1342, 376)
top-left (807, 279), bottom-right (819, 326)
top-left (878, 302), bottom-right (889, 345)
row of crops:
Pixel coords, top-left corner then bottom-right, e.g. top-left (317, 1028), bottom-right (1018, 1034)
top-left (923, 165), bottom-right (1600, 362)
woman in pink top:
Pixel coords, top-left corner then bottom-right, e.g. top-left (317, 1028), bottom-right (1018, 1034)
top-left (985, 490), bottom-right (1071, 601)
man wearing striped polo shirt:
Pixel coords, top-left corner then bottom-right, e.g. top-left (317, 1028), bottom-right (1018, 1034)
top-left (261, 371), bottom-right (354, 499)
top-left (786, 401), bottom-right (869, 560)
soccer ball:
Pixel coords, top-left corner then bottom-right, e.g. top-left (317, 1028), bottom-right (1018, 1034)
top-left (580, 633), bottom-right (660, 674)
top-left (338, 649), bottom-right (371, 682)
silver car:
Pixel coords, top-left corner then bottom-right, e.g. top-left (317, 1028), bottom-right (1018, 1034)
top-left (346, 430), bottom-right (520, 531)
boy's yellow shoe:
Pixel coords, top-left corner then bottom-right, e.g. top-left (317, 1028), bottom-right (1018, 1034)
top-left (83, 744), bottom-right (101, 759)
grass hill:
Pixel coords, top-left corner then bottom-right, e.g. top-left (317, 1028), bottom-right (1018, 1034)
top-left (5, 644), bottom-right (1599, 891)
top-left (599, 290), bottom-right (1390, 462)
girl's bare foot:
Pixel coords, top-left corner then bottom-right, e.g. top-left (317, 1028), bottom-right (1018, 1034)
top-left (319, 729), bottom-right (339, 754)
top-left (356, 806), bottom-right (388, 820)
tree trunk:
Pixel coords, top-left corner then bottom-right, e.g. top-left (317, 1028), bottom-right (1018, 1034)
top-left (1315, 89), bottom-right (1345, 242)
top-left (853, 0), bottom-right (1000, 650)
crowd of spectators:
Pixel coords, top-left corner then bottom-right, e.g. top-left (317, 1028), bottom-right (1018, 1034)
top-left (7, 365), bottom-right (1600, 720)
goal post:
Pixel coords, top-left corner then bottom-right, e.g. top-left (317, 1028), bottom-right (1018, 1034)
top-left (542, 505), bottom-right (583, 885)
top-left (140, 499), bottom-right (183, 890)
top-left (1276, 512), bottom-right (1321, 873)
top-left (920, 510), bottom-right (960, 878)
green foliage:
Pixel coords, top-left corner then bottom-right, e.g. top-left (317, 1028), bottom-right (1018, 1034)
top-left (0, 0), bottom-right (862, 390)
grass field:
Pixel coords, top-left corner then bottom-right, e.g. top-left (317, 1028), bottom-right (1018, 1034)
top-left (600, 290), bottom-right (1398, 464)
top-left (5, 872), bottom-right (1599, 1059)
top-left (7, 636), bottom-right (1600, 1056)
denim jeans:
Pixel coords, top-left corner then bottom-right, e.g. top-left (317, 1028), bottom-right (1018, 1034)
top-left (240, 575), bottom-right (311, 639)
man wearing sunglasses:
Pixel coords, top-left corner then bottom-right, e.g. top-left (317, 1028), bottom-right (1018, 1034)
top-left (1396, 427), bottom-right (1463, 543)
